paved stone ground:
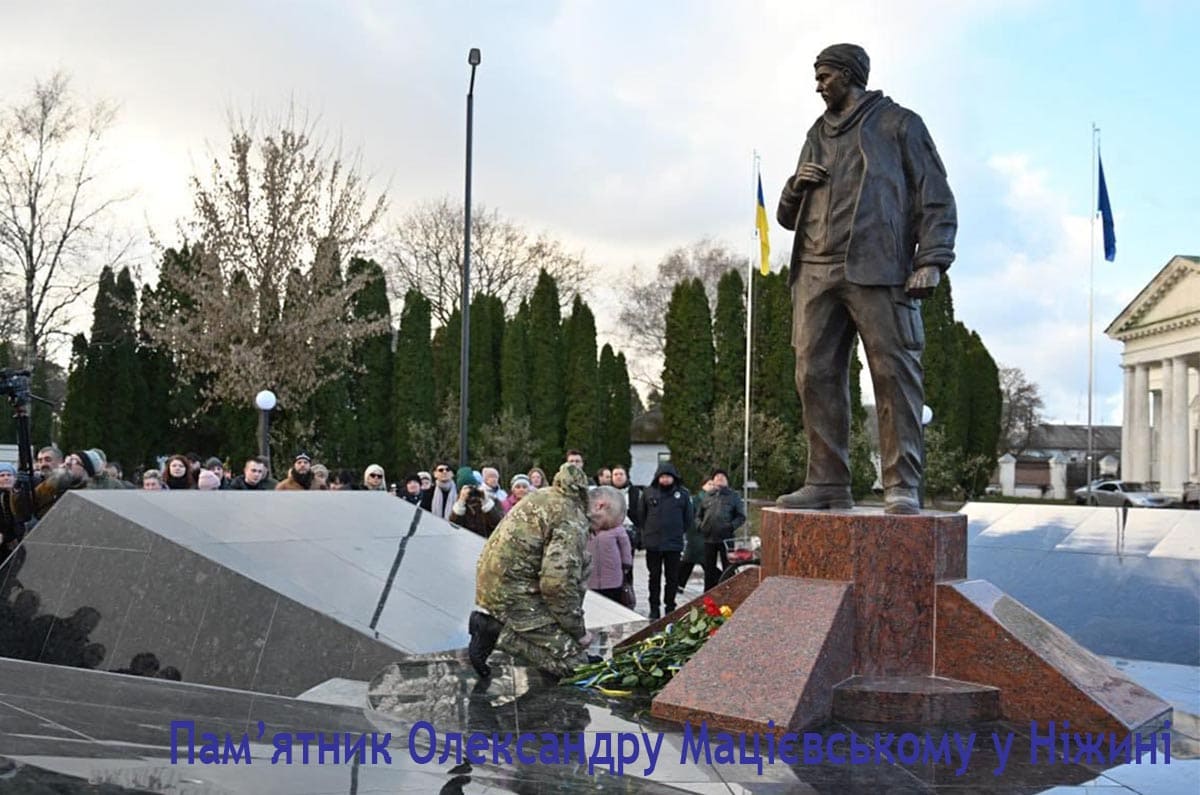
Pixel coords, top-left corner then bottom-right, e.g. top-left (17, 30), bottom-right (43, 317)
top-left (623, 549), bottom-right (707, 619)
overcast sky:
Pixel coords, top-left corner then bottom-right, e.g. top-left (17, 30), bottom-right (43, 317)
top-left (2, 0), bottom-right (1196, 425)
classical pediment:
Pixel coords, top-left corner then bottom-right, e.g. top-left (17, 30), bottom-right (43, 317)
top-left (1105, 255), bottom-right (1200, 340)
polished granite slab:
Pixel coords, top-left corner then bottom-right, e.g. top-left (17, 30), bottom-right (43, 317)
top-left (962, 502), bottom-right (1200, 665)
top-left (1, 654), bottom-right (1196, 794)
top-left (0, 491), bottom-right (640, 695)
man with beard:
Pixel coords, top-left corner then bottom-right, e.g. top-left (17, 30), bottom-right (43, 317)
top-left (276, 451), bottom-right (316, 491)
top-left (36, 446), bottom-right (62, 477)
top-left (228, 456), bottom-right (276, 490)
top-left (11, 449), bottom-right (126, 524)
top-left (469, 463), bottom-right (598, 679)
top-left (776, 43), bottom-right (956, 515)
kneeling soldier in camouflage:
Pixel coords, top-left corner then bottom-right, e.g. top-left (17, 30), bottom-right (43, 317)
top-left (470, 462), bottom-right (596, 678)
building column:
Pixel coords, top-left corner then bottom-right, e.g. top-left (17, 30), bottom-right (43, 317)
top-left (1172, 355), bottom-right (1191, 488)
top-left (1161, 358), bottom-right (1176, 493)
top-left (1121, 365), bottom-right (1133, 478)
top-left (1132, 363), bottom-right (1150, 482)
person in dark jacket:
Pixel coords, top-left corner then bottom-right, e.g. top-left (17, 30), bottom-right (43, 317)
top-left (227, 457), bottom-right (277, 491)
top-left (611, 466), bottom-right (642, 549)
top-left (451, 482), bottom-right (504, 539)
top-left (698, 469), bottom-right (747, 590)
top-left (400, 475), bottom-right (424, 506)
top-left (677, 476), bottom-right (712, 594)
top-left (636, 462), bottom-right (693, 619)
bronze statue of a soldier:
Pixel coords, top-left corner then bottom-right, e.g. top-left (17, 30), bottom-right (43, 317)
top-left (776, 43), bottom-right (957, 515)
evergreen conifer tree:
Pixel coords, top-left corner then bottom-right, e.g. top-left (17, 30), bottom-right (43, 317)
top-left (468, 293), bottom-right (505, 441)
top-left (106, 267), bottom-right (148, 469)
top-left (920, 274), bottom-right (966, 452)
top-left (563, 296), bottom-right (598, 459)
top-left (346, 258), bottom-right (394, 470)
top-left (500, 300), bottom-right (531, 418)
top-left (28, 361), bottom-right (53, 448)
top-left (393, 289), bottom-right (435, 472)
top-left (292, 261), bottom-right (350, 465)
top-left (59, 334), bottom-right (94, 453)
top-left (137, 282), bottom-right (171, 460)
top-left (661, 278), bottom-right (715, 486)
top-left (751, 269), bottom-right (800, 430)
top-left (596, 345), bottom-right (633, 468)
top-left (713, 269), bottom-right (746, 407)
top-left (146, 246), bottom-right (204, 454)
top-left (611, 353), bottom-right (633, 469)
top-left (959, 325), bottom-right (1002, 496)
top-left (527, 270), bottom-right (565, 467)
top-left (432, 310), bottom-right (462, 419)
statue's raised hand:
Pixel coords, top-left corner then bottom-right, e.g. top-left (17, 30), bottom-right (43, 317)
top-left (793, 162), bottom-right (829, 187)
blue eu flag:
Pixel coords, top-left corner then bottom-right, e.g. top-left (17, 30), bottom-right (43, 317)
top-left (1098, 154), bottom-right (1116, 262)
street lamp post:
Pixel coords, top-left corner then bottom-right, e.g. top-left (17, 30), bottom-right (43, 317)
top-left (459, 47), bottom-right (481, 468)
top-left (255, 390), bottom-right (277, 474)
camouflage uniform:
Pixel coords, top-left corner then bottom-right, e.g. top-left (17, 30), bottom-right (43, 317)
top-left (474, 463), bottom-right (592, 676)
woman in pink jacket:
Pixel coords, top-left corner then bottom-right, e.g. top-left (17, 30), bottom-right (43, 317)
top-left (586, 486), bottom-right (633, 603)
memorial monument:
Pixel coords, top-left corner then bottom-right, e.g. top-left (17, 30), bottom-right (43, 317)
top-left (646, 44), bottom-right (1172, 739)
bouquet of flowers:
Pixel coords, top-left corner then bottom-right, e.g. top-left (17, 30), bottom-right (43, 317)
top-left (563, 596), bottom-right (734, 696)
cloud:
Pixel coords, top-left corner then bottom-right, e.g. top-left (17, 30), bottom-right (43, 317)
top-left (0, 0), bottom-right (1154, 437)
top-left (947, 153), bottom-right (1134, 425)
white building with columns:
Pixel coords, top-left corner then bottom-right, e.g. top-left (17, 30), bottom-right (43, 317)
top-left (1105, 255), bottom-right (1199, 497)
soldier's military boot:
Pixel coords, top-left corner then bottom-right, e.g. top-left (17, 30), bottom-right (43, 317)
top-left (468, 610), bottom-right (503, 679)
top-left (775, 484), bottom-right (854, 510)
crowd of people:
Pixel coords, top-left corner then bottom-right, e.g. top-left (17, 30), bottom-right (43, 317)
top-left (1, 444), bottom-right (746, 619)
top-left (0, 443), bottom-right (747, 681)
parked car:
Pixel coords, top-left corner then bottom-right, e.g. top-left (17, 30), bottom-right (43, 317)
top-left (1184, 482), bottom-right (1200, 509)
top-left (1073, 480), bottom-right (1173, 508)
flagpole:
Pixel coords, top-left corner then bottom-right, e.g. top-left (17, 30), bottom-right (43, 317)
top-left (1086, 124), bottom-right (1097, 499)
top-left (743, 152), bottom-right (758, 503)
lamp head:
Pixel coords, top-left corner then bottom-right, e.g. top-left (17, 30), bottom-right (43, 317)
top-left (468, 48), bottom-right (481, 66)
top-left (255, 390), bottom-right (277, 411)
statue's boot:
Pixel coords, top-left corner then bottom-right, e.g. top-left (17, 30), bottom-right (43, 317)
top-left (775, 485), bottom-right (853, 510)
top-left (884, 486), bottom-right (920, 515)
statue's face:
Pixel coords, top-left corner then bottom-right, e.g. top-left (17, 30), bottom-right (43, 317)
top-left (815, 63), bottom-right (853, 112)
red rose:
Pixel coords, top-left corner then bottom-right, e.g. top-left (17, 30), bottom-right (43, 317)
top-left (709, 627), bottom-right (718, 636)
top-left (703, 597), bottom-right (720, 617)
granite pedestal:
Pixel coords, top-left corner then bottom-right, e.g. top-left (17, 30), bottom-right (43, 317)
top-left (650, 508), bottom-right (1171, 736)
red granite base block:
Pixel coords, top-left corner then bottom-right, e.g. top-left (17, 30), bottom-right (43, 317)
top-left (650, 577), bottom-right (854, 735)
top-left (935, 580), bottom-right (1172, 735)
top-left (760, 508), bottom-right (853, 579)
top-left (832, 675), bottom-right (1000, 723)
top-left (616, 566), bottom-right (761, 652)
top-left (761, 509), bottom-right (966, 676)
top-left (935, 520), bottom-right (967, 580)
top-left (851, 517), bottom-right (939, 676)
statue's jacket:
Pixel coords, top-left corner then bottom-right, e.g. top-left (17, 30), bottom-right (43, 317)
top-left (778, 91), bottom-right (957, 289)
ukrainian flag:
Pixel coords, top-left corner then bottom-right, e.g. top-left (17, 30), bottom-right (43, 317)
top-left (755, 174), bottom-right (771, 275)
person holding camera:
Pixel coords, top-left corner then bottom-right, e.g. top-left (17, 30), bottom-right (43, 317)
top-left (451, 477), bottom-right (504, 539)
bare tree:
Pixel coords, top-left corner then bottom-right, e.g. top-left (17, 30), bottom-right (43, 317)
top-left (618, 238), bottom-right (746, 360)
top-left (387, 197), bottom-right (592, 325)
top-left (145, 108), bottom-right (388, 422)
top-left (998, 365), bottom-right (1045, 454)
top-left (0, 72), bottom-right (129, 367)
